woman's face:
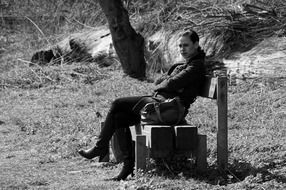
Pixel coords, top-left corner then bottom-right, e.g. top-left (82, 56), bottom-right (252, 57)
top-left (179, 36), bottom-right (199, 60)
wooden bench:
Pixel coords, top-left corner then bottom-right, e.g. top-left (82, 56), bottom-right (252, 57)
top-left (104, 76), bottom-right (228, 172)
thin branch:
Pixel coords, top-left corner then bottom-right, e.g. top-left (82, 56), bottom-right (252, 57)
top-left (24, 16), bottom-right (52, 47)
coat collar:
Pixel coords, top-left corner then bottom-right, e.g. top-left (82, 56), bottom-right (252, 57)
top-left (186, 47), bottom-right (205, 64)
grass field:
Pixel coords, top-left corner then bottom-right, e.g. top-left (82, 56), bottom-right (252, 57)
top-left (0, 61), bottom-right (285, 189)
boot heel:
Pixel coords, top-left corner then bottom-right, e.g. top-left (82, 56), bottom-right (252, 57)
top-left (112, 160), bottom-right (134, 181)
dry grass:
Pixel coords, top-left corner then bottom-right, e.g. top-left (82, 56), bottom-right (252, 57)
top-left (2, 0), bottom-right (286, 61)
top-left (1, 68), bottom-right (285, 189)
top-left (134, 0), bottom-right (286, 61)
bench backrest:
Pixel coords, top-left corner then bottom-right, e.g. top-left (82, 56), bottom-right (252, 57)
top-left (198, 76), bottom-right (217, 99)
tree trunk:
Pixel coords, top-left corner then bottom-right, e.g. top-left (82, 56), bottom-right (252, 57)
top-left (98, 0), bottom-right (146, 79)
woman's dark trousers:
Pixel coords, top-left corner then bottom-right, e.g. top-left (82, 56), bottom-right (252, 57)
top-left (96, 96), bottom-right (144, 162)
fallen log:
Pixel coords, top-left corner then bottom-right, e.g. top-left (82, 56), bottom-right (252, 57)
top-left (30, 27), bottom-right (116, 67)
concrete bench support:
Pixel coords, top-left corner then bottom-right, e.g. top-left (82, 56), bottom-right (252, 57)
top-left (142, 125), bottom-right (174, 158)
top-left (174, 125), bottom-right (198, 155)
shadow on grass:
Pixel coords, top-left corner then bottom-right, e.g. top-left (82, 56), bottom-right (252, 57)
top-left (197, 159), bottom-right (286, 186)
top-left (148, 158), bottom-right (286, 186)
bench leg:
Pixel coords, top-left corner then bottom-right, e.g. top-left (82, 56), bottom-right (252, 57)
top-left (135, 135), bottom-right (146, 172)
top-left (196, 134), bottom-right (207, 172)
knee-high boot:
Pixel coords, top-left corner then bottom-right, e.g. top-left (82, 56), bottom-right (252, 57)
top-left (112, 128), bottom-right (135, 181)
top-left (78, 113), bottom-right (115, 160)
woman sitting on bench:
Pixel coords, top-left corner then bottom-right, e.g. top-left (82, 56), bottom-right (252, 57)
top-left (78, 29), bottom-right (206, 180)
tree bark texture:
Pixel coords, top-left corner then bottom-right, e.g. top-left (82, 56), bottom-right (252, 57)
top-left (98, 0), bottom-right (146, 79)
